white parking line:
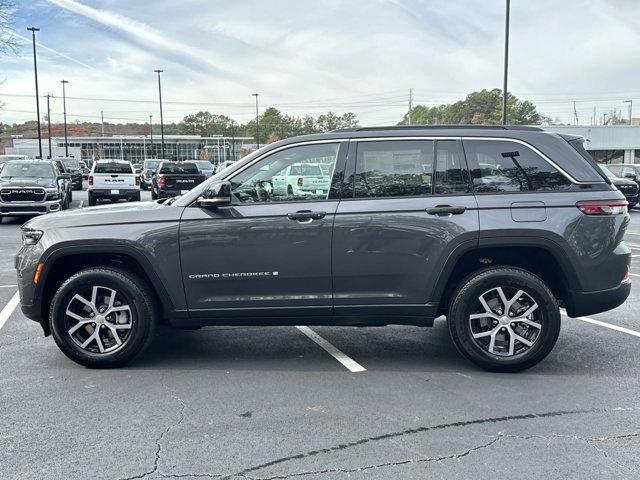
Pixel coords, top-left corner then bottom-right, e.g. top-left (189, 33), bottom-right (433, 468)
top-left (0, 291), bottom-right (19, 332)
top-left (562, 310), bottom-right (640, 338)
top-left (295, 326), bottom-right (366, 373)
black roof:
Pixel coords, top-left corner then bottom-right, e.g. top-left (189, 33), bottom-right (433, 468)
top-left (334, 125), bottom-right (543, 133)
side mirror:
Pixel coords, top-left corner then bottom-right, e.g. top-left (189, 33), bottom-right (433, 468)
top-left (625, 173), bottom-right (637, 180)
top-left (60, 173), bottom-right (71, 180)
top-left (197, 181), bottom-right (232, 208)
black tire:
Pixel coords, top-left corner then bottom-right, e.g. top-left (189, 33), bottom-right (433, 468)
top-left (628, 202), bottom-right (636, 210)
top-left (49, 267), bottom-right (157, 368)
top-left (447, 267), bottom-right (561, 373)
top-left (287, 185), bottom-right (294, 195)
top-left (68, 190), bottom-right (73, 203)
top-left (151, 189), bottom-right (158, 200)
top-left (88, 194), bottom-right (96, 207)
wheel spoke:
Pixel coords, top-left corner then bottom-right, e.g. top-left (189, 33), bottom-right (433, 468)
top-left (508, 332), bottom-right (515, 356)
top-left (513, 333), bottom-right (533, 347)
top-left (73, 294), bottom-right (97, 313)
top-left (472, 327), bottom-right (497, 339)
top-left (107, 305), bottom-right (131, 315)
top-left (478, 295), bottom-right (495, 316)
top-left (90, 286), bottom-right (98, 306)
top-left (518, 304), bottom-right (539, 320)
top-left (107, 325), bottom-right (122, 346)
top-left (470, 312), bottom-right (499, 321)
top-left (112, 323), bottom-right (132, 330)
top-left (68, 320), bottom-right (92, 336)
top-left (107, 289), bottom-right (116, 308)
top-left (95, 329), bottom-right (105, 353)
top-left (65, 309), bottom-right (86, 322)
top-left (80, 332), bottom-right (97, 349)
top-left (488, 331), bottom-right (497, 353)
top-left (496, 287), bottom-right (509, 312)
top-left (517, 318), bottom-right (542, 330)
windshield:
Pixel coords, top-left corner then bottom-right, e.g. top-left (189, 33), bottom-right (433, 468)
top-left (62, 159), bottom-right (80, 169)
top-left (599, 165), bottom-right (614, 178)
top-left (194, 161), bottom-right (214, 171)
top-left (144, 160), bottom-right (160, 170)
top-left (1, 162), bottom-right (55, 178)
top-left (94, 162), bottom-right (133, 174)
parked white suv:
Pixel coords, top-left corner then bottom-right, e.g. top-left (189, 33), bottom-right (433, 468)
top-left (272, 162), bottom-right (331, 197)
top-left (87, 159), bottom-right (140, 206)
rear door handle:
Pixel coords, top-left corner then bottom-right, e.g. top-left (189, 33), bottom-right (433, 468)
top-left (426, 205), bottom-right (467, 216)
top-left (287, 210), bottom-right (326, 221)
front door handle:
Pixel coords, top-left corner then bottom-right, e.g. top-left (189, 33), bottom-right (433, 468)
top-left (426, 205), bottom-right (467, 216)
top-left (287, 210), bottom-right (326, 221)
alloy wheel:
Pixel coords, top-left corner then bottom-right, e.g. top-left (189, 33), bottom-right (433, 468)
top-left (64, 285), bottom-right (134, 354)
top-left (468, 286), bottom-right (542, 357)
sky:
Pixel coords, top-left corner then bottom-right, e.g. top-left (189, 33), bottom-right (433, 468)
top-left (1, 0), bottom-right (640, 127)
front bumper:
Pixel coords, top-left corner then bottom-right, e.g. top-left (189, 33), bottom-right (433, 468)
top-left (0, 200), bottom-right (62, 216)
top-left (565, 279), bottom-right (632, 317)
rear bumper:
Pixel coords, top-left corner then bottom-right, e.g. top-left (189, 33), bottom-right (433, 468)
top-left (565, 279), bottom-right (632, 317)
top-left (89, 189), bottom-right (140, 200)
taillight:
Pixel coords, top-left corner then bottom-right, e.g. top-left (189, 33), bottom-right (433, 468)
top-left (88, 175), bottom-right (93, 186)
top-left (159, 176), bottom-right (166, 186)
top-left (576, 200), bottom-right (628, 215)
top-left (297, 177), bottom-right (303, 187)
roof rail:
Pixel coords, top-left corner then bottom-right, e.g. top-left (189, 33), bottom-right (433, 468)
top-left (333, 125), bottom-right (543, 133)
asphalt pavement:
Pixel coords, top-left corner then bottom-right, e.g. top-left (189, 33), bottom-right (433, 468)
top-left (1, 189), bottom-right (640, 479)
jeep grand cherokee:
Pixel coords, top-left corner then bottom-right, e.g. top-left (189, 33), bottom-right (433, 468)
top-left (15, 126), bottom-right (632, 371)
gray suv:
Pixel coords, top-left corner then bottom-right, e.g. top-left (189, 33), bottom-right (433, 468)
top-left (15, 126), bottom-right (632, 371)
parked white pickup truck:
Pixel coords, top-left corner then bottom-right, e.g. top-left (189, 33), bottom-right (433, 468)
top-left (88, 159), bottom-right (140, 206)
top-left (272, 162), bottom-right (331, 197)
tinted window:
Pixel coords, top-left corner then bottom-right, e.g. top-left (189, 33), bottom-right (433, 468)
top-left (94, 162), bottom-right (134, 174)
top-left (1, 162), bottom-right (55, 178)
top-left (143, 160), bottom-right (160, 170)
top-left (354, 140), bottom-right (434, 198)
top-left (464, 140), bottom-right (571, 192)
top-left (159, 162), bottom-right (199, 174)
top-left (230, 143), bottom-right (339, 203)
top-left (62, 159), bottom-right (80, 169)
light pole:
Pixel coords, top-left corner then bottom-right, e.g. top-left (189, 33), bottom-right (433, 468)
top-left (61, 80), bottom-right (69, 156)
top-left (149, 114), bottom-right (154, 159)
top-left (27, 27), bottom-right (43, 159)
top-left (46, 93), bottom-right (52, 158)
top-left (502, 0), bottom-right (510, 125)
top-left (624, 100), bottom-right (633, 125)
top-left (154, 70), bottom-right (165, 158)
top-left (252, 93), bottom-right (260, 149)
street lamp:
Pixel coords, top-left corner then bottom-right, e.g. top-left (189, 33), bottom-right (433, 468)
top-left (252, 93), bottom-right (260, 149)
top-left (154, 70), bottom-right (165, 158)
top-left (61, 80), bottom-right (69, 156)
top-left (624, 100), bottom-right (633, 125)
top-left (27, 27), bottom-right (43, 159)
top-left (149, 114), bottom-right (154, 159)
top-left (45, 93), bottom-right (53, 158)
top-left (502, 0), bottom-right (510, 125)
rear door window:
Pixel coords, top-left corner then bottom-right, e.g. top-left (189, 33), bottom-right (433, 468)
top-left (159, 162), bottom-right (199, 174)
top-left (463, 140), bottom-right (572, 192)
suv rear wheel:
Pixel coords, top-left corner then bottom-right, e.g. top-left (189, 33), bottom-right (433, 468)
top-left (49, 268), bottom-right (157, 368)
top-left (447, 267), bottom-right (561, 372)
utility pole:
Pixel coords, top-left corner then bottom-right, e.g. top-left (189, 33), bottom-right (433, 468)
top-left (252, 93), bottom-right (260, 149)
top-left (231, 120), bottom-right (236, 162)
top-left (624, 100), bottom-right (633, 125)
top-left (593, 106), bottom-right (596, 126)
top-left (149, 114), bottom-right (154, 159)
top-left (501, 0), bottom-right (510, 125)
top-left (61, 80), bottom-right (69, 156)
top-left (408, 88), bottom-right (414, 125)
top-left (101, 110), bottom-right (105, 136)
top-left (27, 27), bottom-right (43, 159)
top-left (154, 70), bottom-right (165, 158)
top-left (573, 101), bottom-right (579, 125)
top-left (46, 94), bottom-right (52, 158)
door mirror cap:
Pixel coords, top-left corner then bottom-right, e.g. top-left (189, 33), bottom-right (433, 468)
top-left (624, 173), bottom-right (637, 180)
top-left (197, 181), bottom-right (232, 208)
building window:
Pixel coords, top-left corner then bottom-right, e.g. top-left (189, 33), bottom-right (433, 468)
top-left (589, 150), bottom-right (625, 164)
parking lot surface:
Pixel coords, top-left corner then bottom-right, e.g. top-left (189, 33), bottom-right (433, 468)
top-left (2, 194), bottom-right (640, 479)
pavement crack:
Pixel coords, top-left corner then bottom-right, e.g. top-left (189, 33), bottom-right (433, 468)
top-left (229, 407), bottom-right (598, 479)
top-left (237, 437), bottom-right (501, 480)
top-left (117, 388), bottom-right (187, 480)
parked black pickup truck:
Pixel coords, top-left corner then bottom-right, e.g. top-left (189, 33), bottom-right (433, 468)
top-left (151, 161), bottom-right (205, 199)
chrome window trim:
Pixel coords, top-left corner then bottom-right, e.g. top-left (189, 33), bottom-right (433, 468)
top-left (212, 135), bottom-right (585, 200)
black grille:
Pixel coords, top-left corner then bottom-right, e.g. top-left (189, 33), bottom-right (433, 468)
top-left (1, 188), bottom-right (46, 202)
top-left (1, 206), bottom-right (47, 213)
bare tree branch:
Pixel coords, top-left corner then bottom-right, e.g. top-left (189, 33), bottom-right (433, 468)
top-left (0, 0), bottom-right (17, 55)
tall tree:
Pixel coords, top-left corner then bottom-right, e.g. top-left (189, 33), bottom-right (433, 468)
top-left (0, 0), bottom-right (16, 55)
top-left (399, 88), bottom-right (545, 125)
top-left (180, 111), bottom-right (236, 136)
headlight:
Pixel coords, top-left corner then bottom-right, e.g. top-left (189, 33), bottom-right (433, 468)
top-left (22, 229), bottom-right (43, 246)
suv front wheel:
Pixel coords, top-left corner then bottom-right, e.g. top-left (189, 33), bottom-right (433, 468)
top-left (448, 267), bottom-right (561, 372)
top-left (49, 268), bottom-right (157, 368)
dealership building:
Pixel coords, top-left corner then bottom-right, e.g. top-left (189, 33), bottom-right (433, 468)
top-left (541, 125), bottom-right (640, 164)
top-left (5, 134), bottom-right (252, 164)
